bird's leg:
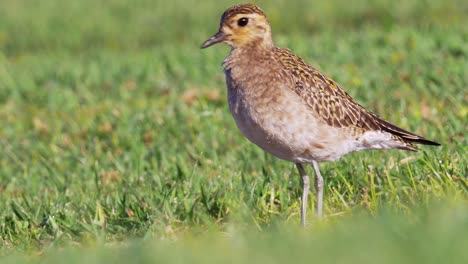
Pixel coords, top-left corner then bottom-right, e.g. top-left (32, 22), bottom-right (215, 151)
top-left (312, 160), bottom-right (324, 219)
top-left (295, 163), bottom-right (310, 227)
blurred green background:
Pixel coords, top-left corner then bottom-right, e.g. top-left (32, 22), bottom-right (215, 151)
top-left (0, 0), bottom-right (467, 263)
top-left (0, 0), bottom-right (467, 53)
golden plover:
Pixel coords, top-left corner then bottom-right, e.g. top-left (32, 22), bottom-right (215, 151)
top-left (201, 4), bottom-right (440, 226)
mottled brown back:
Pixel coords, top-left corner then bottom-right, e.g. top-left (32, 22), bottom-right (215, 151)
top-left (274, 48), bottom-right (440, 148)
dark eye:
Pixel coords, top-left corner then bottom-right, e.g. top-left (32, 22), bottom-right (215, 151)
top-left (237, 17), bottom-right (249, 27)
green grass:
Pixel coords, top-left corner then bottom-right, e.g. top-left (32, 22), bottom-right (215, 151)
top-left (2, 205), bottom-right (468, 264)
top-left (0, 0), bottom-right (467, 262)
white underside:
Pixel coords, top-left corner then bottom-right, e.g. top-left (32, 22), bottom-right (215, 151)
top-left (228, 86), bottom-right (405, 163)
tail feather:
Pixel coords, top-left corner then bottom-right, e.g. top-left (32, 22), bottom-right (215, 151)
top-left (373, 114), bottom-right (441, 147)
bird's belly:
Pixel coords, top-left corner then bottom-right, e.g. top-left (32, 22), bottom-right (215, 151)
top-left (231, 108), bottom-right (296, 161)
top-left (228, 90), bottom-right (343, 163)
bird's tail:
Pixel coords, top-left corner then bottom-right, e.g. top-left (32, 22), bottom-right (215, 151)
top-left (374, 115), bottom-right (440, 150)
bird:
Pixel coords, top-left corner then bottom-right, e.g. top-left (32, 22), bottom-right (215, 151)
top-left (201, 3), bottom-right (440, 226)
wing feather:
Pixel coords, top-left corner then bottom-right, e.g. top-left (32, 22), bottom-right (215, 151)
top-left (274, 48), bottom-right (440, 147)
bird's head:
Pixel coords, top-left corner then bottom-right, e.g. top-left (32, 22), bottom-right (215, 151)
top-left (201, 4), bottom-right (273, 49)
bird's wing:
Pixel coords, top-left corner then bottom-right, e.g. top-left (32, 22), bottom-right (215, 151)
top-left (274, 48), bottom-right (439, 147)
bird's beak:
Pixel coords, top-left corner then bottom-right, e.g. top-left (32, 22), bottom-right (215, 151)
top-left (201, 31), bottom-right (227, 49)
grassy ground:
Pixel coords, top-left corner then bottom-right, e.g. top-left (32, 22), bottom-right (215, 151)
top-left (0, 0), bottom-right (467, 262)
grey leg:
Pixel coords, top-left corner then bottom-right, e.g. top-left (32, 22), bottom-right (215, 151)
top-left (312, 160), bottom-right (324, 219)
top-left (295, 163), bottom-right (310, 227)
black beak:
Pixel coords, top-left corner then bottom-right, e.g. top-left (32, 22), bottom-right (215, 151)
top-left (201, 31), bottom-right (226, 49)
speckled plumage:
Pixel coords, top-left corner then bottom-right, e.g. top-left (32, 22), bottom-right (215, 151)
top-left (202, 4), bottom-right (440, 225)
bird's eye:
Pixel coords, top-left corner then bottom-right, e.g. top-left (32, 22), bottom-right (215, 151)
top-left (237, 17), bottom-right (249, 27)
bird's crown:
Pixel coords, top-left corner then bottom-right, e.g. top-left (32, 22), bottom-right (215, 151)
top-left (219, 3), bottom-right (266, 26)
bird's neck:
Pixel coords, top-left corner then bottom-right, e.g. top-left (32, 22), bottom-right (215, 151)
top-left (224, 40), bottom-right (275, 70)
top-left (239, 35), bottom-right (274, 50)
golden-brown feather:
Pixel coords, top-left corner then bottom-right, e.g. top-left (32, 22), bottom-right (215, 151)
top-left (272, 47), bottom-right (439, 149)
